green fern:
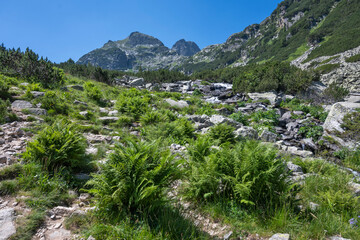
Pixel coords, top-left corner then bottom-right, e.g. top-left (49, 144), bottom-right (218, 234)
top-left (87, 139), bottom-right (182, 218)
top-left (23, 120), bottom-right (88, 175)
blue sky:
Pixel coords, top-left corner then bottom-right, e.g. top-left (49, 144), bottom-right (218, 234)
top-left (0, 0), bottom-right (283, 63)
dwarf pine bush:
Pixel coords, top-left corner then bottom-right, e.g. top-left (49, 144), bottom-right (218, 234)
top-left (87, 140), bottom-right (182, 218)
top-left (23, 120), bottom-right (88, 175)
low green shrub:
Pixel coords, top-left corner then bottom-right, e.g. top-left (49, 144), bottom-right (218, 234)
top-left (87, 140), bottom-right (182, 218)
top-left (23, 120), bottom-right (89, 176)
top-left (323, 83), bottom-right (349, 103)
top-left (9, 210), bottom-right (45, 240)
top-left (84, 82), bottom-right (103, 101)
top-left (142, 118), bottom-right (195, 145)
top-left (39, 91), bottom-right (69, 115)
top-left (0, 179), bottom-right (18, 195)
top-left (298, 121), bottom-right (324, 141)
top-left (345, 53), bottom-right (360, 63)
top-left (315, 63), bottom-right (340, 74)
top-left (0, 77), bottom-right (11, 100)
top-left (230, 112), bottom-right (249, 126)
top-left (0, 164), bottom-right (23, 180)
top-left (208, 123), bottom-right (236, 145)
top-left (116, 115), bottom-right (134, 127)
top-left (341, 109), bottom-right (360, 141)
top-left (0, 99), bottom-right (10, 123)
top-left (140, 111), bottom-right (167, 125)
top-left (116, 95), bottom-right (150, 121)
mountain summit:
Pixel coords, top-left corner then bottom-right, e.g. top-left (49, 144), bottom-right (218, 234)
top-left (172, 39), bottom-right (200, 56)
top-left (77, 32), bottom-right (200, 71)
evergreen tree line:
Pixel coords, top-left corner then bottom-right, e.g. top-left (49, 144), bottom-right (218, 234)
top-left (0, 44), bottom-right (65, 88)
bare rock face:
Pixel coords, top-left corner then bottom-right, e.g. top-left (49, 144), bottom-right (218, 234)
top-left (323, 102), bottom-right (360, 134)
top-left (172, 39), bottom-right (200, 56)
top-left (0, 208), bottom-right (16, 240)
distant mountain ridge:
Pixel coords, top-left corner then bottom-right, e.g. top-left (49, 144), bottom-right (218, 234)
top-left (77, 32), bottom-right (200, 71)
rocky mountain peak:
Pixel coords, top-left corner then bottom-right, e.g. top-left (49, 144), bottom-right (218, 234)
top-left (126, 31), bottom-right (164, 47)
top-left (172, 39), bottom-right (201, 56)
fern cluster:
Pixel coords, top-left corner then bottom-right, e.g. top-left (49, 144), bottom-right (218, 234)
top-left (185, 140), bottom-right (299, 211)
top-left (87, 140), bottom-right (182, 218)
top-left (23, 120), bottom-right (88, 175)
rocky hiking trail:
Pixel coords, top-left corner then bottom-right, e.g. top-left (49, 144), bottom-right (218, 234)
top-left (0, 79), bottom-right (360, 239)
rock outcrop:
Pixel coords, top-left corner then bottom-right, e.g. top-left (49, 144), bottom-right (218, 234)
top-left (171, 39), bottom-right (200, 56)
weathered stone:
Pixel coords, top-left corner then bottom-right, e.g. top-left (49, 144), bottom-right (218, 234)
top-left (234, 126), bottom-right (258, 139)
top-left (69, 85), bottom-right (84, 91)
top-left (349, 182), bottom-right (360, 196)
top-left (30, 91), bottom-right (45, 98)
top-left (0, 155), bottom-right (8, 164)
top-left (302, 138), bottom-right (317, 151)
top-left (260, 130), bottom-right (277, 143)
top-left (0, 208), bottom-right (16, 240)
top-left (74, 100), bottom-right (88, 106)
top-left (11, 100), bottom-right (33, 110)
top-left (286, 147), bottom-right (313, 158)
top-left (99, 117), bottom-right (119, 123)
top-left (323, 102), bottom-right (360, 134)
top-left (209, 115), bottom-right (240, 127)
top-left (165, 98), bottom-right (189, 108)
top-left (286, 162), bottom-right (303, 174)
top-left (130, 78), bottom-right (145, 87)
top-left (247, 92), bottom-right (283, 106)
top-left (99, 108), bottom-right (108, 114)
top-left (329, 237), bottom-right (351, 240)
top-left (108, 110), bottom-right (118, 116)
top-left (86, 147), bottom-right (98, 155)
top-left (27, 108), bottom-right (47, 115)
top-left (269, 233), bottom-right (290, 240)
top-left (309, 202), bottom-right (320, 211)
top-left (79, 111), bottom-right (88, 117)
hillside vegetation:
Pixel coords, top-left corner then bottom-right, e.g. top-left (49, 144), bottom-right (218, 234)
top-left (0, 45), bottom-right (359, 240)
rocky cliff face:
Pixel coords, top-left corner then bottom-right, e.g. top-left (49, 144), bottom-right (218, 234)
top-left (77, 32), bottom-right (199, 71)
top-left (171, 39), bottom-right (200, 56)
top-left (292, 46), bottom-right (360, 92)
top-left (179, 0), bottom-right (360, 74)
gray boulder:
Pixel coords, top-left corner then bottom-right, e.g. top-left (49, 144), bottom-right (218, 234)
top-left (0, 208), bottom-right (16, 240)
top-left (99, 117), bottom-right (119, 123)
top-left (234, 126), bottom-right (258, 139)
top-left (11, 100), bottom-right (33, 110)
top-left (27, 108), bottom-right (47, 115)
top-left (323, 102), bottom-right (360, 134)
top-left (286, 146), bottom-right (313, 158)
top-left (30, 91), bottom-right (45, 98)
top-left (165, 99), bottom-right (189, 109)
top-left (209, 115), bottom-right (240, 127)
top-left (247, 92), bottom-right (283, 106)
top-left (260, 130), bottom-right (277, 143)
top-left (130, 78), bottom-right (145, 87)
top-left (286, 162), bottom-right (303, 174)
top-left (269, 233), bottom-right (290, 240)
